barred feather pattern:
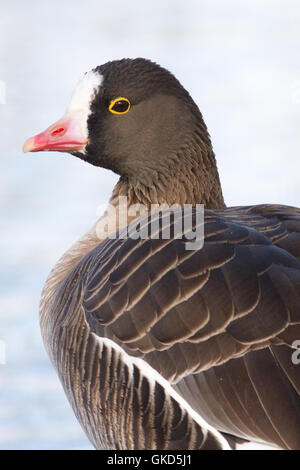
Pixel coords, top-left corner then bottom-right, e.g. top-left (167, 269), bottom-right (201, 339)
top-left (41, 204), bottom-right (300, 449)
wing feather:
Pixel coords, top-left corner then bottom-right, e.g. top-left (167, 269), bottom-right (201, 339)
top-left (81, 204), bottom-right (300, 448)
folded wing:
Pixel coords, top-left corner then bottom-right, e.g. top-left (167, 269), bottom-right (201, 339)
top-left (82, 204), bottom-right (300, 448)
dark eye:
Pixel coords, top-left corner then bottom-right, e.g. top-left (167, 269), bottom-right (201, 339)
top-left (109, 97), bottom-right (131, 115)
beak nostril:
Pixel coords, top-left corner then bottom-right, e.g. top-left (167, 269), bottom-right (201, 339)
top-left (51, 127), bottom-right (65, 137)
top-left (23, 112), bottom-right (87, 152)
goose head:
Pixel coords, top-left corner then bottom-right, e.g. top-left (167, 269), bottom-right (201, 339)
top-left (23, 58), bottom-right (225, 208)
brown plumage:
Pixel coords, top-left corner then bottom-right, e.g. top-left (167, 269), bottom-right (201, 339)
top-left (24, 58), bottom-right (300, 449)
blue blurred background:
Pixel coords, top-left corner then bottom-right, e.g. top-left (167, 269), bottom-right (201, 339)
top-left (0, 0), bottom-right (299, 449)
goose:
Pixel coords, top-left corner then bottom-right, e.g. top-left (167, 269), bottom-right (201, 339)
top-left (23, 58), bottom-right (300, 450)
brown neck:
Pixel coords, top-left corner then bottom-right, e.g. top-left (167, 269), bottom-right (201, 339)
top-left (115, 150), bottom-right (225, 210)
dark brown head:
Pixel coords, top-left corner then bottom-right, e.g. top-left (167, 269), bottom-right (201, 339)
top-left (23, 58), bottom-right (225, 208)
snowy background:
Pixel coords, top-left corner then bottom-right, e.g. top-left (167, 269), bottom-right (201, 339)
top-left (0, 0), bottom-right (299, 449)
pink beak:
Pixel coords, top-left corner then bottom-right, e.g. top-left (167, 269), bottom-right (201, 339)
top-left (23, 111), bottom-right (88, 153)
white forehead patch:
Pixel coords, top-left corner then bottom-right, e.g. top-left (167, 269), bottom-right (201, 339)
top-left (66, 70), bottom-right (103, 147)
top-left (67, 70), bottom-right (103, 113)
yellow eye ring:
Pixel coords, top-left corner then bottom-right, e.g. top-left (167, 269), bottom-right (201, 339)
top-left (109, 97), bottom-right (131, 115)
